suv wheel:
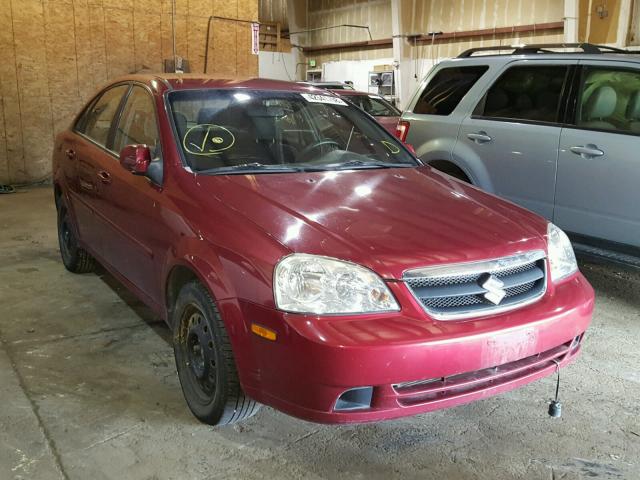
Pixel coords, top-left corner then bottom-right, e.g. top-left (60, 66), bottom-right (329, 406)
top-left (57, 203), bottom-right (96, 273)
top-left (173, 281), bottom-right (260, 426)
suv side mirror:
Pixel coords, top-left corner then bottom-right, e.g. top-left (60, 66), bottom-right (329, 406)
top-left (119, 144), bottom-right (151, 175)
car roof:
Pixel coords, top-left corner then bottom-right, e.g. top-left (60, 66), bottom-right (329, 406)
top-left (330, 89), bottom-right (381, 97)
top-left (440, 52), bottom-right (640, 67)
top-left (107, 74), bottom-right (334, 95)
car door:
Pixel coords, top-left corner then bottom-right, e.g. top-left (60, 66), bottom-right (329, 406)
top-left (70, 84), bottom-right (130, 258)
top-left (454, 61), bottom-right (577, 219)
top-left (93, 85), bottom-right (167, 305)
top-left (555, 61), bottom-right (640, 248)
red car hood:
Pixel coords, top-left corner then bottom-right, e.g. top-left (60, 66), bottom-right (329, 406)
top-left (198, 166), bottom-right (548, 279)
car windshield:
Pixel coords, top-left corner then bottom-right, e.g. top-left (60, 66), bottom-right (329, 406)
top-left (343, 94), bottom-right (401, 117)
top-left (168, 89), bottom-right (416, 174)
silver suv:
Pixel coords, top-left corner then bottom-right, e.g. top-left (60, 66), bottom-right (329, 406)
top-left (399, 43), bottom-right (640, 267)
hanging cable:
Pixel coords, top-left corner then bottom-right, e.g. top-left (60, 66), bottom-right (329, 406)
top-left (548, 359), bottom-right (562, 418)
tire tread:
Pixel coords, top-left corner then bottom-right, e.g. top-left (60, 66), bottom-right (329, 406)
top-left (176, 281), bottom-right (260, 426)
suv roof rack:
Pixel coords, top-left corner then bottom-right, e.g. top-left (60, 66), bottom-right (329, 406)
top-left (458, 43), bottom-right (628, 58)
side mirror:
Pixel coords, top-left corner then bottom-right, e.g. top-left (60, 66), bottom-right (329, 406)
top-left (119, 144), bottom-right (151, 175)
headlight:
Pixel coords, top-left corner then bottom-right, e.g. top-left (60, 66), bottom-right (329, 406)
top-left (274, 254), bottom-right (399, 314)
top-left (547, 223), bottom-right (578, 282)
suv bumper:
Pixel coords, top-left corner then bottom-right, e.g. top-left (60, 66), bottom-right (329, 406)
top-left (237, 273), bottom-right (594, 424)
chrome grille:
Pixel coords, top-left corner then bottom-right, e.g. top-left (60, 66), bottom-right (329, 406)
top-left (404, 250), bottom-right (547, 320)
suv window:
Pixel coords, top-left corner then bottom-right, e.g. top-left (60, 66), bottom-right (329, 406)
top-left (82, 85), bottom-right (129, 147)
top-left (113, 86), bottom-right (160, 155)
top-left (479, 65), bottom-right (568, 123)
top-left (413, 66), bottom-right (488, 115)
top-left (576, 66), bottom-right (640, 135)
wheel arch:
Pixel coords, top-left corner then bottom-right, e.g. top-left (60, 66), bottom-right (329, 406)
top-left (427, 160), bottom-right (473, 183)
top-left (163, 254), bottom-right (260, 395)
top-left (163, 254), bottom-right (235, 328)
top-left (449, 141), bottom-right (496, 192)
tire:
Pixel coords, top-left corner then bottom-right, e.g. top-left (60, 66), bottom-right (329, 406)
top-left (57, 202), bottom-right (95, 274)
top-left (172, 281), bottom-right (260, 426)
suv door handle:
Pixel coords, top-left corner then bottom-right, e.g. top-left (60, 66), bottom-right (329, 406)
top-left (570, 144), bottom-right (604, 158)
top-left (467, 131), bottom-right (492, 144)
top-left (97, 170), bottom-right (112, 184)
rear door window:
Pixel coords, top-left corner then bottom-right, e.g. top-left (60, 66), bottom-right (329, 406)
top-left (413, 66), bottom-right (488, 115)
top-left (478, 65), bottom-right (569, 123)
top-left (574, 66), bottom-right (640, 135)
top-left (82, 85), bottom-right (129, 147)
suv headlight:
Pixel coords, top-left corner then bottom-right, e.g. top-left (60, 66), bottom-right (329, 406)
top-left (547, 223), bottom-right (578, 282)
top-left (274, 254), bottom-right (399, 314)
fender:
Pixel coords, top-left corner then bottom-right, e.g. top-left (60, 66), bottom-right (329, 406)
top-left (161, 240), bottom-right (265, 393)
top-left (415, 136), bottom-right (455, 164)
top-left (162, 236), bottom-right (238, 319)
top-left (450, 138), bottom-right (496, 192)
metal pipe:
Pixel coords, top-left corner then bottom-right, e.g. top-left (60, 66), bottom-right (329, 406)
top-left (286, 24), bottom-right (373, 41)
top-left (171, 0), bottom-right (177, 72)
top-left (301, 21), bottom-right (564, 53)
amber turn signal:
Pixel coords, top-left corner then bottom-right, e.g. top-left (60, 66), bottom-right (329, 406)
top-left (251, 323), bottom-right (277, 341)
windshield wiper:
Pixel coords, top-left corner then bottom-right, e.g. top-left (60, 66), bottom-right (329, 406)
top-left (198, 162), bottom-right (304, 175)
top-left (316, 159), bottom-right (415, 170)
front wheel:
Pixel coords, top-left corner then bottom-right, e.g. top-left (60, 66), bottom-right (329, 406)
top-left (57, 203), bottom-right (95, 273)
top-left (173, 281), bottom-right (260, 426)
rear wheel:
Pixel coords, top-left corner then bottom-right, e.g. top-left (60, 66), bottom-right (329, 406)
top-left (57, 203), bottom-right (95, 273)
top-left (173, 281), bottom-right (260, 426)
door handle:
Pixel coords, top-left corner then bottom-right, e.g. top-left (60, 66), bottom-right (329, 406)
top-left (97, 170), bottom-right (112, 184)
top-left (467, 131), bottom-right (492, 144)
top-left (570, 144), bottom-right (604, 158)
top-left (65, 148), bottom-right (76, 160)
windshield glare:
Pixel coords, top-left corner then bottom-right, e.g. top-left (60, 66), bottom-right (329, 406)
top-left (168, 89), bottom-right (416, 173)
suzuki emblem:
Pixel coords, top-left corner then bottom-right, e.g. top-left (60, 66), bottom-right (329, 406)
top-left (479, 274), bottom-right (506, 305)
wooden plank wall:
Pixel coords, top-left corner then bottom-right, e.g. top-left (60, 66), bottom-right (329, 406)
top-left (0, 0), bottom-right (258, 184)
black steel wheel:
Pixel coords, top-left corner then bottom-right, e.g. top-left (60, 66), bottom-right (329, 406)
top-left (57, 202), bottom-right (95, 273)
top-left (173, 281), bottom-right (260, 426)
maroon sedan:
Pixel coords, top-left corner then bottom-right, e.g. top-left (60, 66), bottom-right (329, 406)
top-left (330, 89), bottom-right (401, 134)
top-left (53, 75), bottom-right (594, 426)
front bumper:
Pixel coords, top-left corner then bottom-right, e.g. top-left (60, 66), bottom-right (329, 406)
top-left (237, 272), bottom-right (594, 424)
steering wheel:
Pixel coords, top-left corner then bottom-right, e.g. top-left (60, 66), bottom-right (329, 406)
top-left (297, 139), bottom-right (340, 162)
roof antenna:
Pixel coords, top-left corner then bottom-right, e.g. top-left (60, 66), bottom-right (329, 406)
top-left (548, 359), bottom-right (562, 418)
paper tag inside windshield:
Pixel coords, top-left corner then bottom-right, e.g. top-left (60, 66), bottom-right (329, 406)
top-left (300, 93), bottom-right (347, 106)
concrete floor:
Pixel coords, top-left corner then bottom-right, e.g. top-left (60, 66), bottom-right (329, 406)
top-left (1, 186), bottom-right (639, 480)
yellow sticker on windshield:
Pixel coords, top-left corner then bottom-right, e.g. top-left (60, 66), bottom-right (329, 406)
top-left (381, 140), bottom-right (400, 154)
top-left (183, 124), bottom-right (235, 156)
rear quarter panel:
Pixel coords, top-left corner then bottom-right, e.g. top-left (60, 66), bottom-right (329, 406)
top-left (402, 59), bottom-right (504, 169)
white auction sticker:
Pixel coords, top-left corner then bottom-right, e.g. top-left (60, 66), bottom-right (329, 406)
top-left (300, 93), bottom-right (348, 106)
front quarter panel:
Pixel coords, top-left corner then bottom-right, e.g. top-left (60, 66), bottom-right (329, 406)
top-left (159, 174), bottom-right (292, 393)
top-left (161, 173), bottom-right (291, 313)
